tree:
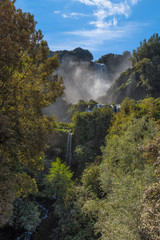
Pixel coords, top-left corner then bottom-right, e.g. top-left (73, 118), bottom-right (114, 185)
top-left (131, 34), bottom-right (160, 93)
top-left (73, 106), bottom-right (113, 148)
top-left (9, 198), bottom-right (41, 231)
top-left (105, 34), bottom-right (160, 103)
top-left (96, 105), bottom-right (158, 240)
top-left (131, 34), bottom-right (160, 66)
top-left (43, 158), bottom-right (73, 200)
top-left (72, 106), bottom-right (113, 174)
top-left (0, 0), bottom-right (64, 226)
top-left (139, 133), bottom-right (160, 239)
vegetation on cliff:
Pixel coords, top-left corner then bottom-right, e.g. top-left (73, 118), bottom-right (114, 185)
top-left (101, 34), bottom-right (160, 103)
top-left (0, 2), bottom-right (160, 240)
top-left (49, 47), bottom-right (93, 63)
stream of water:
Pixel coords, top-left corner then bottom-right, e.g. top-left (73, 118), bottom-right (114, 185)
top-left (16, 199), bottom-right (48, 240)
top-left (66, 132), bottom-right (72, 167)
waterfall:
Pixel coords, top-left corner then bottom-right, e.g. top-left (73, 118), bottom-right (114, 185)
top-left (110, 104), bottom-right (121, 113)
top-left (93, 63), bottom-right (108, 79)
top-left (66, 132), bottom-right (72, 167)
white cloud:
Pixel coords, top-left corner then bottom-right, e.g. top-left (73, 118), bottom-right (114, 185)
top-left (62, 14), bottom-right (68, 18)
top-left (70, 12), bottom-right (87, 16)
top-left (75, 0), bottom-right (140, 29)
top-left (113, 17), bottom-right (117, 26)
top-left (68, 24), bottom-right (124, 38)
top-left (89, 9), bottom-right (109, 28)
top-left (77, 0), bottom-right (140, 21)
top-left (77, 0), bottom-right (132, 17)
top-left (54, 10), bottom-right (60, 14)
top-left (130, 0), bottom-right (140, 5)
top-left (46, 20), bottom-right (146, 59)
top-left (58, 0), bottom-right (140, 29)
top-left (61, 12), bottom-right (88, 19)
top-left (66, 21), bottom-right (140, 48)
top-left (50, 0), bottom-right (142, 53)
top-left (78, 0), bottom-right (95, 5)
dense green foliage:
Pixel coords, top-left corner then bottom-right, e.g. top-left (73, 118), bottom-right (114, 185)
top-left (45, 121), bottom-right (73, 161)
top-left (131, 33), bottom-right (160, 66)
top-left (0, 0), bottom-right (63, 226)
top-left (95, 98), bottom-right (160, 239)
top-left (42, 158), bottom-right (73, 199)
top-left (139, 133), bottom-right (160, 239)
top-left (98, 118), bottom-right (157, 239)
top-left (47, 98), bottom-right (160, 240)
top-left (9, 198), bottom-right (40, 231)
top-left (1, 6), bottom-right (160, 239)
top-left (101, 34), bottom-right (160, 103)
top-left (73, 105), bottom-right (113, 147)
top-left (67, 99), bottom-right (97, 119)
top-left (72, 105), bottom-right (113, 173)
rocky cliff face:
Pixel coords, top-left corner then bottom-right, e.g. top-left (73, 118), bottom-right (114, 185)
top-left (99, 59), bottom-right (160, 104)
top-left (45, 48), bottom-right (133, 119)
top-left (48, 48), bottom-right (132, 104)
top-left (97, 51), bottom-right (132, 82)
top-left (98, 68), bottom-right (147, 104)
top-left (101, 34), bottom-right (160, 104)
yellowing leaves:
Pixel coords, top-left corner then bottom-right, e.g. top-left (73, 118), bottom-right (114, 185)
top-left (15, 173), bottom-right (38, 198)
top-left (0, 0), bottom-right (63, 226)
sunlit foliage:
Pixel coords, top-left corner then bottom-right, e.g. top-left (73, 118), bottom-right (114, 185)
top-left (105, 34), bottom-right (160, 103)
top-left (0, 0), bottom-right (63, 225)
top-left (43, 158), bottom-right (73, 199)
top-left (95, 98), bottom-right (159, 240)
top-left (140, 133), bottom-right (160, 239)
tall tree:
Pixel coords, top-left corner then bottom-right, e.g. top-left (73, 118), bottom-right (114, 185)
top-left (0, 0), bottom-right (64, 226)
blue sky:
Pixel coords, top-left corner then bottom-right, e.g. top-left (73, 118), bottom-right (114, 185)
top-left (15, 0), bottom-right (160, 60)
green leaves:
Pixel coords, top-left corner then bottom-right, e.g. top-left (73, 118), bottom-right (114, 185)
top-left (47, 98), bottom-right (160, 240)
top-left (140, 182), bottom-right (160, 239)
top-left (72, 106), bottom-right (113, 174)
top-left (73, 106), bottom-right (113, 149)
top-left (43, 158), bottom-right (73, 199)
top-left (95, 99), bottom-right (158, 239)
top-left (9, 198), bottom-right (41, 231)
top-left (131, 34), bottom-right (160, 67)
top-left (139, 133), bottom-right (160, 239)
top-left (0, 0), bottom-right (64, 226)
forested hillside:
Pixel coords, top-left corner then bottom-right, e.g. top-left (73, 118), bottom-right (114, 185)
top-left (100, 34), bottom-right (160, 103)
top-left (0, 1), bottom-right (160, 240)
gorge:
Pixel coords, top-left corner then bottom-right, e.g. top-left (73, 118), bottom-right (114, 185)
top-left (0, 1), bottom-right (160, 238)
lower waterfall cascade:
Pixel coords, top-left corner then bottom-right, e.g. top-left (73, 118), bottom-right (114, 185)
top-left (66, 132), bottom-right (72, 167)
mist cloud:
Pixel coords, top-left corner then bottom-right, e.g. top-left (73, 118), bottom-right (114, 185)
top-left (53, 52), bottom-right (132, 103)
top-left (55, 58), bottom-right (110, 103)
